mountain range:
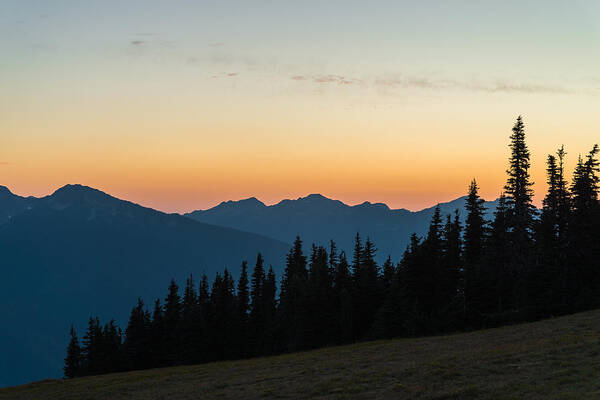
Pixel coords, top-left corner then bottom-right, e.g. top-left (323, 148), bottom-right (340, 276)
top-left (0, 184), bottom-right (499, 387)
top-left (186, 193), bottom-right (500, 262)
top-left (0, 185), bottom-right (289, 387)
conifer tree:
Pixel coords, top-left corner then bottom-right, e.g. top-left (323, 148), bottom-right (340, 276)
top-left (439, 210), bottom-right (462, 328)
top-left (351, 233), bottom-right (363, 274)
top-left (278, 237), bottom-right (308, 351)
top-left (424, 206), bottom-right (444, 323)
top-left (568, 145), bottom-right (600, 309)
top-left (149, 298), bottom-right (165, 367)
top-left (237, 261), bottom-right (250, 324)
top-left (262, 266), bottom-right (277, 354)
top-left (223, 269), bottom-right (238, 358)
top-left (180, 275), bottom-right (200, 363)
top-left (504, 116), bottom-right (535, 277)
top-left (249, 254), bottom-right (266, 354)
top-left (381, 255), bottom-right (395, 295)
top-left (531, 150), bottom-right (571, 316)
top-left (463, 179), bottom-right (487, 325)
top-left (486, 194), bottom-right (513, 315)
top-left (555, 146), bottom-right (571, 241)
top-left (400, 233), bottom-right (427, 334)
top-left (195, 274), bottom-right (211, 362)
top-left (329, 240), bottom-right (339, 271)
top-left (333, 250), bottom-right (353, 343)
top-left (81, 316), bottom-right (102, 376)
top-left (102, 319), bottom-right (123, 373)
top-left (123, 298), bottom-right (150, 370)
top-left (64, 325), bottom-right (82, 378)
top-left (353, 237), bottom-right (380, 338)
top-left (307, 245), bottom-right (334, 347)
top-left (236, 261), bottom-right (250, 357)
top-left (163, 279), bottom-right (181, 365)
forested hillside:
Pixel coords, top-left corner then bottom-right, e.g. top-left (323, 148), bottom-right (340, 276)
top-left (63, 117), bottom-right (599, 379)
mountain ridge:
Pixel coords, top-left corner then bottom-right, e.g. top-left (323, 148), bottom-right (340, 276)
top-left (0, 184), bottom-right (290, 388)
top-left (186, 193), bottom-right (500, 261)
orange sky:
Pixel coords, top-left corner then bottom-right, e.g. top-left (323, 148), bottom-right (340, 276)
top-left (1, 2), bottom-right (599, 213)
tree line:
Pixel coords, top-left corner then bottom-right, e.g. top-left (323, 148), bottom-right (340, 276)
top-left (64, 116), bottom-right (599, 378)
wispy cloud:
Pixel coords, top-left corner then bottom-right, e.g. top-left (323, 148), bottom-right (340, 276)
top-left (478, 82), bottom-right (572, 94)
top-left (291, 74), bottom-right (362, 85)
top-left (130, 40), bottom-right (145, 46)
top-left (211, 72), bottom-right (239, 79)
top-left (374, 75), bottom-right (575, 94)
top-left (0, 162), bottom-right (12, 166)
top-left (374, 76), bottom-right (452, 90)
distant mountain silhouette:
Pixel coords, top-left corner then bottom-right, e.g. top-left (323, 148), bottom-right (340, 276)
top-left (0, 185), bottom-right (289, 387)
top-left (186, 194), bottom-right (500, 262)
top-left (0, 185), bottom-right (36, 224)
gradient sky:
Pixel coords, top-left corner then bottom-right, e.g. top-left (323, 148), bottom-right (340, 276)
top-left (1, 1), bottom-right (599, 213)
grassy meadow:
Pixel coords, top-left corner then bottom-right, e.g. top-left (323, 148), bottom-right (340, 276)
top-left (2, 309), bottom-right (599, 400)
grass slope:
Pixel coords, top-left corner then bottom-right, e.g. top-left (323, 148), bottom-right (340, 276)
top-left (2, 310), bottom-right (599, 400)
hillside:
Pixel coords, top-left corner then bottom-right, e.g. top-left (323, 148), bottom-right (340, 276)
top-left (0, 185), bottom-right (290, 387)
top-left (185, 194), bottom-right (500, 262)
top-left (3, 309), bottom-right (599, 399)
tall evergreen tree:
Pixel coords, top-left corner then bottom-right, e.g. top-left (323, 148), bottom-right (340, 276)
top-left (237, 261), bottom-right (250, 324)
top-left (278, 237), bottom-right (308, 351)
top-left (423, 206), bottom-right (444, 326)
top-left (102, 319), bottom-right (123, 373)
top-left (163, 279), bottom-right (181, 365)
top-left (353, 237), bottom-right (380, 339)
top-left (381, 255), bottom-right (395, 295)
top-left (123, 298), bottom-right (150, 370)
top-left (81, 316), bottom-right (102, 376)
top-left (463, 179), bottom-right (487, 325)
top-left (568, 145), bottom-right (600, 309)
top-left (307, 245), bottom-right (334, 347)
top-left (504, 116), bottom-right (535, 287)
top-left (64, 325), bottom-right (82, 378)
top-left (400, 233), bottom-right (427, 334)
top-left (148, 298), bottom-right (165, 367)
top-left (333, 250), bottom-right (353, 343)
top-left (531, 149), bottom-right (571, 316)
top-left (180, 275), bottom-right (200, 364)
top-left (262, 266), bottom-right (278, 355)
top-left (235, 261), bottom-right (250, 357)
top-left (249, 253), bottom-right (266, 355)
top-left (439, 210), bottom-right (462, 329)
top-left (486, 194), bottom-right (514, 316)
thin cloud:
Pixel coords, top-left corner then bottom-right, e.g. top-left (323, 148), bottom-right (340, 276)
top-left (481, 82), bottom-right (572, 94)
top-left (130, 40), bottom-right (145, 46)
top-left (211, 72), bottom-right (239, 79)
top-left (375, 76), bottom-right (453, 90)
top-left (375, 75), bottom-right (575, 94)
top-left (291, 74), bottom-right (361, 85)
top-left (0, 162), bottom-right (12, 165)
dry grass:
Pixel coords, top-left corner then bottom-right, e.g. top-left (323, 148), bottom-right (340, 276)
top-left (2, 310), bottom-right (600, 399)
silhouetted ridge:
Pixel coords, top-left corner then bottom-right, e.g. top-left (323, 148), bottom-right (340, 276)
top-left (186, 193), bottom-right (500, 261)
top-left (353, 201), bottom-right (390, 210)
top-left (0, 184), bottom-right (290, 387)
top-left (0, 185), bottom-right (13, 196)
top-left (217, 197), bottom-right (266, 209)
top-left (49, 184), bottom-right (118, 203)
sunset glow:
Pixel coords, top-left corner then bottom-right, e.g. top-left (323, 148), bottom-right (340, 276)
top-left (2, 1), bottom-right (599, 212)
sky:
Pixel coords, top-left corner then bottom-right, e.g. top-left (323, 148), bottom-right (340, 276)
top-left (1, 1), bottom-right (599, 213)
